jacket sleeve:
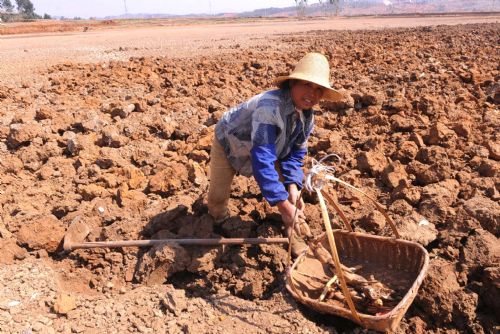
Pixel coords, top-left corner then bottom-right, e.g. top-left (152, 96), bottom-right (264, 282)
top-left (250, 121), bottom-right (289, 206)
top-left (279, 147), bottom-right (307, 190)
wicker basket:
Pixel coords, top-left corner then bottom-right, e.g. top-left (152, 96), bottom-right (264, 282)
top-left (286, 230), bottom-right (429, 333)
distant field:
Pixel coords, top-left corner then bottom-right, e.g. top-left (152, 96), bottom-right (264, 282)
top-left (0, 17), bottom-right (298, 35)
top-left (1, 13), bottom-right (499, 85)
top-left (1, 12), bottom-right (499, 35)
top-left (0, 19), bottom-right (117, 35)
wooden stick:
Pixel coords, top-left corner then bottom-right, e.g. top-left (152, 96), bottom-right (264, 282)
top-left (319, 275), bottom-right (338, 301)
top-left (287, 188), bottom-right (305, 267)
top-left (316, 189), bottom-right (363, 325)
top-left (294, 270), bottom-right (329, 282)
top-left (321, 190), bottom-right (353, 232)
top-left (64, 237), bottom-right (289, 252)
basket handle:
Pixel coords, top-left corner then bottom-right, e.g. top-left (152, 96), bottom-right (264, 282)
top-left (323, 175), bottom-right (400, 239)
top-left (320, 190), bottom-right (354, 232)
top-left (316, 189), bottom-right (363, 325)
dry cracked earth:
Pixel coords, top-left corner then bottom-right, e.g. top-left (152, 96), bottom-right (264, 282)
top-left (0, 22), bottom-right (499, 334)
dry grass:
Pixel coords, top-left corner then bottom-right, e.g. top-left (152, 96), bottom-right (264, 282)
top-left (0, 19), bottom-right (118, 35)
top-left (0, 17), bottom-right (301, 36)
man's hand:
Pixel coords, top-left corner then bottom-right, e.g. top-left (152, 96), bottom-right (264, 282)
top-left (276, 200), bottom-right (302, 237)
top-left (288, 183), bottom-right (304, 210)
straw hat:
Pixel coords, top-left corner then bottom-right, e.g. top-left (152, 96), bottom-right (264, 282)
top-left (275, 52), bottom-right (343, 102)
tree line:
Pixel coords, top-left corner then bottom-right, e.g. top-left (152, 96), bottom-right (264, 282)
top-left (295, 0), bottom-right (341, 16)
top-left (0, 0), bottom-right (51, 21)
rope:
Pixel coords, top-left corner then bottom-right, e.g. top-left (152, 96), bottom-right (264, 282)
top-left (304, 153), bottom-right (342, 192)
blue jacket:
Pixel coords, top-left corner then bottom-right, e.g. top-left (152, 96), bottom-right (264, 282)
top-left (215, 88), bottom-right (314, 205)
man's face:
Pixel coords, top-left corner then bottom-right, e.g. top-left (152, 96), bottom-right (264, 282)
top-left (290, 80), bottom-right (324, 110)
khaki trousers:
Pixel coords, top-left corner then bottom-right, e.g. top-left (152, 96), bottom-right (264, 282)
top-left (207, 137), bottom-right (287, 221)
top-left (207, 137), bottom-right (236, 220)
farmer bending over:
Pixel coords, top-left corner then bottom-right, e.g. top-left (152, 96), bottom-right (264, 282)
top-left (207, 52), bottom-right (342, 255)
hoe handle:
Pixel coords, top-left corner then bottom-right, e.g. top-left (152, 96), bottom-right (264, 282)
top-left (64, 237), bottom-right (289, 252)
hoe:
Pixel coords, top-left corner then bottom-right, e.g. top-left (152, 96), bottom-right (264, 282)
top-left (62, 218), bottom-right (288, 252)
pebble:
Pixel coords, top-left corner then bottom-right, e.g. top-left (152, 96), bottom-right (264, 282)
top-left (94, 304), bottom-right (107, 315)
top-left (31, 322), bottom-right (45, 332)
top-left (71, 323), bottom-right (85, 333)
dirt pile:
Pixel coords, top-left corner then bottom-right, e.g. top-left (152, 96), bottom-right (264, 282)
top-left (0, 23), bottom-right (499, 333)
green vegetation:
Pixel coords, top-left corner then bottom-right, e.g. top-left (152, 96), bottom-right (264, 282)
top-left (0, 0), bottom-right (46, 21)
top-left (295, 0), bottom-right (340, 17)
top-left (15, 0), bottom-right (36, 18)
top-left (1, 0), bottom-right (14, 12)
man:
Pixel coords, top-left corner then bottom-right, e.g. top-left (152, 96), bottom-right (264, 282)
top-left (208, 52), bottom-right (342, 255)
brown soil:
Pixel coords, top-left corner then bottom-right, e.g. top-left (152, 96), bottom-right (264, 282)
top-left (0, 16), bottom-right (499, 334)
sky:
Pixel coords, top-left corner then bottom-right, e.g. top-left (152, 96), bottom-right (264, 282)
top-left (30, 0), bottom-right (312, 18)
